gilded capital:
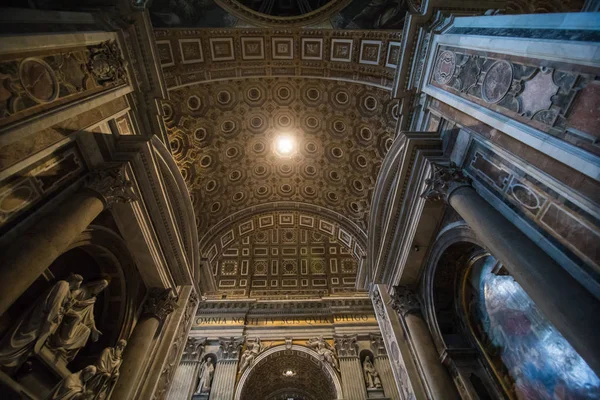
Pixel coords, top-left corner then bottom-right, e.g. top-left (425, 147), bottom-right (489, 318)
top-left (369, 333), bottom-right (387, 357)
top-left (391, 286), bottom-right (421, 317)
top-left (183, 337), bottom-right (206, 362)
top-left (85, 165), bottom-right (138, 208)
top-left (333, 334), bottom-right (358, 358)
top-left (420, 162), bottom-right (471, 202)
top-left (218, 337), bottom-right (243, 361)
top-left (143, 288), bottom-right (178, 322)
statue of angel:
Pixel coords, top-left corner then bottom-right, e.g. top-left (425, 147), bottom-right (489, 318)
top-left (307, 336), bottom-right (340, 373)
top-left (238, 337), bottom-right (265, 374)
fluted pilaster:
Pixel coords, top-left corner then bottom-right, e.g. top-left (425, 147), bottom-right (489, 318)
top-left (166, 361), bottom-right (197, 400)
top-left (209, 360), bottom-right (238, 400)
top-left (334, 335), bottom-right (366, 400)
top-left (374, 355), bottom-right (400, 400)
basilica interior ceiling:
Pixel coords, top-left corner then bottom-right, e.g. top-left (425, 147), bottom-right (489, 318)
top-left (157, 27), bottom-right (400, 297)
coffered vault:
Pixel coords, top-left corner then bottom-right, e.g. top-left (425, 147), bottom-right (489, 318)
top-left (157, 28), bottom-right (402, 297)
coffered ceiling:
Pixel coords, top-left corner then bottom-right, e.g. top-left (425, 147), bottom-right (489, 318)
top-left (157, 28), bottom-right (400, 296)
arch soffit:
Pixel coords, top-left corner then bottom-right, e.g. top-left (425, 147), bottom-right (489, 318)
top-left (200, 201), bottom-right (368, 263)
top-left (152, 136), bottom-right (200, 279)
top-left (420, 223), bottom-right (486, 354)
top-left (233, 344), bottom-right (344, 400)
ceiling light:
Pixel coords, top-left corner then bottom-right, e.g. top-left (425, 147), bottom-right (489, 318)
top-left (283, 369), bottom-right (296, 377)
top-left (275, 135), bottom-right (296, 156)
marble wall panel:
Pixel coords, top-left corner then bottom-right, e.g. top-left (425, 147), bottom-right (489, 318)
top-left (428, 46), bottom-right (600, 156)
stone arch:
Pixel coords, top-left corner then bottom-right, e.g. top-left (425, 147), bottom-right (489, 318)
top-left (233, 344), bottom-right (343, 400)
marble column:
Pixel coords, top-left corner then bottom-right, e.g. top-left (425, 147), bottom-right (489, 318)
top-left (334, 335), bottom-right (367, 400)
top-left (209, 337), bottom-right (243, 400)
top-left (391, 286), bottom-right (459, 399)
top-left (370, 334), bottom-right (401, 400)
top-left (422, 163), bottom-right (600, 375)
top-left (0, 165), bottom-right (137, 316)
top-left (167, 337), bottom-right (206, 400)
top-left (112, 288), bottom-right (178, 400)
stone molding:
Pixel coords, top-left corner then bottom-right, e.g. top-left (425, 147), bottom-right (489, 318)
top-left (333, 335), bottom-right (358, 358)
top-left (390, 285), bottom-right (421, 317)
top-left (218, 337), bottom-right (243, 361)
top-left (143, 288), bottom-right (179, 322)
top-left (85, 164), bottom-right (139, 208)
top-left (420, 162), bottom-right (472, 203)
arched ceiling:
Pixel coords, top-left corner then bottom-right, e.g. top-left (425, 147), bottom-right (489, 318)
top-left (157, 27), bottom-right (400, 296)
top-left (240, 349), bottom-right (337, 400)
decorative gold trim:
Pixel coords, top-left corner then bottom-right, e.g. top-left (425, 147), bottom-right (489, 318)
top-left (214, 0), bottom-right (352, 28)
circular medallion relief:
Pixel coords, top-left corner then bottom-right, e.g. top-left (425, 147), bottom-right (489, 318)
top-left (217, 90), bottom-right (232, 105)
top-left (247, 87), bottom-right (262, 102)
top-left (335, 91), bottom-right (349, 105)
top-left (364, 96), bottom-right (377, 111)
top-left (433, 51), bottom-right (456, 85)
top-left (482, 60), bottom-right (513, 104)
top-left (306, 87), bottom-right (320, 101)
top-left (19, 58), bottom-right (58, 103)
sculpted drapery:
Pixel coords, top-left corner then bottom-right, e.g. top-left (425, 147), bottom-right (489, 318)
top-left (87, 340), bottom-right (127, 400)
top-left (44, 365), bottom-right (97, 400)
top-left (49, 279), bottom-right (109, 362)
top-left (0, 275), bottom-right (84, 370)
top-left (362, 356), bottom-right (382, 389)
top-left (195, 358), bottom-right (215, 394)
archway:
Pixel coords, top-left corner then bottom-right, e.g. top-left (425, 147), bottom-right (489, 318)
top-left (234, 345), bottom-right (343, 400)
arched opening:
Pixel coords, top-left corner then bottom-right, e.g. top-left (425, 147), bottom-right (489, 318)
top-left (424, 226), bottom-right (600, 399)
top-left (235, 346), bottom-right (343, 400)
top-left (463, 254), bottom-right (600, 399)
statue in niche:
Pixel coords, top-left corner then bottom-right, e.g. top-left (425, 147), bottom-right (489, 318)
top-left (307, 336), bottom-right (340, 373)
top-left (44, 365), bottom-right (97, 400)
top-left (239, 337), bottom-right (265, 374)
top-left (195, 357), bottom-right (214, 394)
top-left (87, 339), bottom-right (127, 400)
top-left (49, 279), bottom-right (109, 362)
top-left (0, 274), bottom-right (84, 371)
top-left (363, 356), bottom-right (382, 389)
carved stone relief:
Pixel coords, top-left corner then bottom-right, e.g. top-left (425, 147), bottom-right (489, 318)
top-left (430, 46), bottom-right (599, 154)
top-left (333, 335), bottom-right (358, 358)
top-left (307, 336), bottom-right (340, 373)
top-left (218, 337), bottom-right (243, 361)
top-left (0, 40), bottom-right (128, 129)
top-left (85, 165), bottom-right (139, 209)
top-left (239, 337), bottom-right (266, 374)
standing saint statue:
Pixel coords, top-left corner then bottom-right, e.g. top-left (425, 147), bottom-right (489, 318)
top-left (49, 279), bottom-right (109, 362)
top-left (307, 336), bottom-right (340, 373)
top-left (44, 365), bottom-right (97, 400)
top-left (238, 337), bottom-right (264, 374)
top-left (363, 356), bottom-right (382, 389)
top-left (87, 339), bottom-right (127, 400)
top-left (0, 274), bottom-right (84, 371)
top-left (195, 357), bottom-right (215, 394)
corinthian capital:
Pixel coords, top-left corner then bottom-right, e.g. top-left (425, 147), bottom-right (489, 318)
top-left (333, 335), bottom-right (358, 358)
top-left (85, 165), bottom-right (138, 208)
top-left (143, 288), bottom-right (178, 322)
top-left (390, 286), bottom-right (421, 317)
top-left (420, 162), bottom-right (471, 202)
top-left (218, 337), bottom-right (243, 361)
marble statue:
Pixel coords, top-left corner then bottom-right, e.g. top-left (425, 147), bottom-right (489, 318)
top-left (44, 365), bottom-right (97, 400)
top-left (307, 336), bottom-right (340, 373)
top-left (49, 279), bottom-right (109, 362)
top-left (363, 356), bottom-right (382, 389)
top-left (87, 339), bottom-right (127, 400)
top-left (239, 337), bottom-right (264, 374)
top-left (0, 274), bottom-right (84, 370)
top-left (195, 357), bottom-right (214, 394)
